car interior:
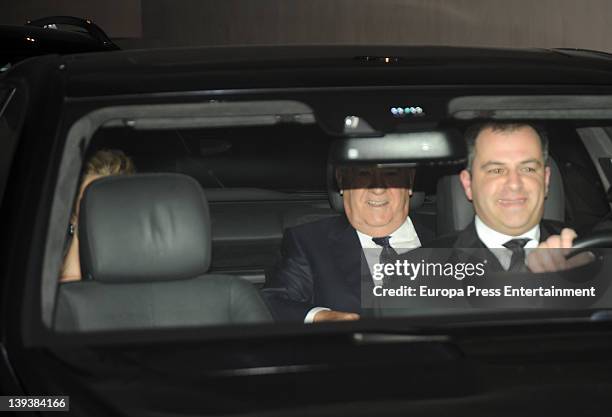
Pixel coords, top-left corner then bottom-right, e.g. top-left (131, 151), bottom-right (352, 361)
top-left (47, 95), bottom-right (612, 332)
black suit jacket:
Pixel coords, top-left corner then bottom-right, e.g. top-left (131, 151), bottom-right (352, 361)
top-left (426, 219), bottom-right (566, 271)
top-left (261, 215), bottom-right (433, 322)
top-left (384, 219), bottom-right (570, 312)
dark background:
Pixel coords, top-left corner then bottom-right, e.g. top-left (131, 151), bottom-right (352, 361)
top-left (1, 0), bottom-right (611, 51)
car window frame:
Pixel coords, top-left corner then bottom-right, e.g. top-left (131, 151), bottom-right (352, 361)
top-left (24, 91), bottom-right (612, 348)
top-left (0, 81), bottom-right (27, 206)
top-left (37, 99), bottom-right (317, 333)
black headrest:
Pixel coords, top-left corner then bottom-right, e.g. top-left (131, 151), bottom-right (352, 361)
top-left (79, 173), bottom-right (211, 283)
top-left (326, 162), bottom-right (425, 213)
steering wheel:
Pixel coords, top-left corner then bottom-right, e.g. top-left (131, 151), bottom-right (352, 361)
top-left (566, 230), bottom-right (612, 258)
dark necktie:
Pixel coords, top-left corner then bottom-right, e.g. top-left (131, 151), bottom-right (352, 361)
top-left (372, 236), bottom-right (398, 265)
top-left (503, 238), bottom-right (530, 272)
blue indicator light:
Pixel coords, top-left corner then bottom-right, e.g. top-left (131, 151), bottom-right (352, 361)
top-left (391, 105), bottom-right (425, 117)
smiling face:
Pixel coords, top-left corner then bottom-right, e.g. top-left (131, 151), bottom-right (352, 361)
top-left (341, 166), bottom-right (413, 237)
top-left (459, 125), bottom-right (550, 236)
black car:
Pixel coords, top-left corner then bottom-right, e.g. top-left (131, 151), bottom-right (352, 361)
top-left (1, 16), bottom-right (118, 72)
top-left (2, 45), bottom-right (612, 416)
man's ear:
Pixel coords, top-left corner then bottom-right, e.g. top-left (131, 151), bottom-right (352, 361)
top-left (459, 169), bottom-right (473, 201)
top-left (544, 165), bottom-right (551, 197)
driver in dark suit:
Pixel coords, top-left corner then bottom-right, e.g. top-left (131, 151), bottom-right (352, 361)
top-left (429, 121), bottom-right (590, 272)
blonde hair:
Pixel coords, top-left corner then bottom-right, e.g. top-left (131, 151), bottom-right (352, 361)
top-left (84, 149), bottom-right (135, 177)
top-left (70, 149), bottom-right (135, 220)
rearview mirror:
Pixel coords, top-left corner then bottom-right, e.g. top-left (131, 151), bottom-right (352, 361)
top-left (329, 130), bottom-right (466, 167)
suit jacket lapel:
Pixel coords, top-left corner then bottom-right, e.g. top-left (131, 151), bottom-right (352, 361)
top-left (328, 216), bottom-right (367, 288)
top-left (412, 217), bottom-right (434, 246)
top-left (539, 220), bottom-right (564, 241)
top-left (453, 221), bottom-right (505, 271)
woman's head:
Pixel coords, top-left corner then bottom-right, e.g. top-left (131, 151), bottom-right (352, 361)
top-left (61, 149), bottom-right (135, 282)
top-left (72, 149), bottom-right (135, 219)
top-left (83, 149), bottom-right (136, 178)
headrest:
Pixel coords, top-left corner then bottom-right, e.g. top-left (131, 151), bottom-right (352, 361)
top-left (436, 158), bottom-right (565, 235)
top-left (79, 173), bottom-right (211, 283)
top-left (326, 162), bottom-right (425, 213)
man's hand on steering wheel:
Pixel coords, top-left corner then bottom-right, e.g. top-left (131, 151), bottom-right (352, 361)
top-left (527, 228), bottom-right (596, 273)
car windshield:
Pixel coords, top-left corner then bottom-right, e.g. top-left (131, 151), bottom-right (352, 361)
top-left (44, 89), bottom-right (612, 335)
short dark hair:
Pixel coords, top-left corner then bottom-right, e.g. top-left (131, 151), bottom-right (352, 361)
top-left (464, 121), bottom-right (549, 172)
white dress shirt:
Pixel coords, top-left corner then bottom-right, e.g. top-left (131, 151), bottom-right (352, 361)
top-left (474, 215), bottom-right (540, 270)
top-left (304, 217), bottom-right (421, 323)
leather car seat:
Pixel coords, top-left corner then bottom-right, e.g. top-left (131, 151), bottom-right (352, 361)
top-left (54, 173), bottom-right (272, 331)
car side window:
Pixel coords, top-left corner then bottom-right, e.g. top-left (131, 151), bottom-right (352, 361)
top-left (0, 85), bottom-right (26, 206)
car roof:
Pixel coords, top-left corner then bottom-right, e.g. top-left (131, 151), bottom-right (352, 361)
top-left (1, 24), bottom-right (116, 61)
top-left (44, 45), bottom-right (612, 97)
